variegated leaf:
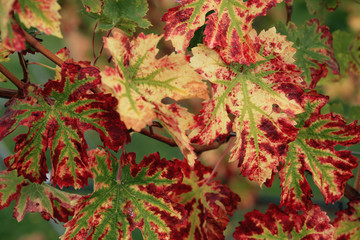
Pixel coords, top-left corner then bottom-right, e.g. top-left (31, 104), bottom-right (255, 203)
top-left (0, 60), bottom-right (129, 189)
top-left (61, 149), bottom-right (186, 240)
top-left (189, 28), bottom-right (304, 186)
top-left (333, 199), bottom-right (360, 240)
top-left (14, 0), bottom-right (62, 38)
top-left (170, 160), bottom-right (240, 240)
top-left (162, 0), bottom-right (283, 64)
top-left (101, 32), bottom-right (207, 131)
top-left (234, 204), bottom-right (334, 239)
top-left (154, 103), bottom-right (197, 166)
top-left (280, 92), bottom-right (360, 211)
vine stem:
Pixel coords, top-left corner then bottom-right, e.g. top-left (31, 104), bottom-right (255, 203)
top-left (203, 137), bottom-right (235, 185)
top-left (0, 87), bottom-right (17, 99)
top-left (139, 126), bottom-right (234, 154)
top-left (0, 63), bottom-right (24, 89)
top-left (21, 27), bottom-right (64, 67)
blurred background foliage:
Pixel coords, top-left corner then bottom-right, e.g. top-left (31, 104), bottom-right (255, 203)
top-left (0, 0), bottom-right (360, 239)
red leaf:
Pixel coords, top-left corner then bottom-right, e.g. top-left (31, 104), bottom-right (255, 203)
top-left (0, 61), bottom-right (129, 188)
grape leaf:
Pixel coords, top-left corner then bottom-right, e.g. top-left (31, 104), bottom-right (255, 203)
top-left (61, 149), bottom-right (187, 240)
top-left (333, 199), bottom-right (360, 240)
top-left (277, 19), bottom-right (339, 88)
top-left (101, 32), bottom-right (208, 131)
top-left (154, 103), bottom-right (197, 166)
top-left (0, 169), bottom-right (78, 222)
top-left (0, 60), bottom-right (129, 189)
top-left (279, 92), bottom-right (360, 211)
top-left (15, 0), bottom-right (62, 38)
top-left (82, 0), bottom-right (103, 14)
top-left (162, 0), bottom-right (282, 65)
top-left (332, 31), bottom-right (360, 75)
top-left (0, 41), bottom-right (11, 62)
top-left (2, 20), bottom-right (26, 52)
top-left (304, 0), bottom-right (340, 15)
top-left (169, 160), bottom-right (240, 240)
top-left (233, 204), bottom-right (334, 239)
top-left (189, 28), bottom-right (304, 186)
top-left (83, 0), bottom-right (150, 34)
top-left (0, 0), bottom-right (16, 39)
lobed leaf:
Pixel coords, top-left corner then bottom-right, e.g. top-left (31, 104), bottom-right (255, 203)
top-left (279, 92), bottom-right (360, 211)
top-left (83, 0), bottom-right (150, 34)
top-left (234, 204), bottom-right (334, 239)
top-left (162, 0), bottom-right (283, 65)
top-left (61, 149), bottom-right (186, 240)
top-left (333, 199), bottom-right (360, 240)
top-left (304, 0), bottom-right (340, 15)
top-left (15, 0), bottom-right (62, 38)
top-left (0, 169), bottom-right (78, 222)
top-left (170, 160), bottom-right (240, 240)
top-left (277, 19), bottom-right (339, 88)
top-left (189, 28), bottom-right (305, 186)
top-left (0, 60), bottom-right (129, 188)
top-left (101, 31), bottom-right (207, 133)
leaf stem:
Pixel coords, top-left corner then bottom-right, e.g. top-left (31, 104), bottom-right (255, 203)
top-left (0, 87), bottom-right (18, 99)
top-left (0, 63), bottom-right (24, 89)
top-left (204, 137), bottom-right (235, 185)
top-left (28, 61), bottom-right (57, 71)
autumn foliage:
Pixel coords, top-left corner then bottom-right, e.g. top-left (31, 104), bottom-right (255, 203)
top-left (0, 0), bottom-right (360, 239)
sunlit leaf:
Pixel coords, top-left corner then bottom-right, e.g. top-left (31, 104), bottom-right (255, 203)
top-left (101, 32), bottom-right (207, 131)
top-left (0, 60), bottom-right (130, 188)
top-left (189, 28), bottom-right (304, 186)
top-left (61, 149), bottom-right (186, 240)
top-left (15, 0), bottom-right (62, 38)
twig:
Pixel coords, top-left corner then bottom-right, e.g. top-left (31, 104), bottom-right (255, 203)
top-left (140, 128), bottom-right (177, 147)
top-left (18, 52), bottom-right (29, 83)
top-left (21, 28), bottom-right (64, 67)
top-left (204, 137), bottom-right (235, 185)
top-left (139, 125), bottom-right (235, 154)
top-left (0, 87), bottom-right (17, 99)
top-left (0, 63), bottom-right (24, 89)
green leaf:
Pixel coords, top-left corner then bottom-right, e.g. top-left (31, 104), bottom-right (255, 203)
top-left (61, 149), bottom-right (186, 240)
top-left (84, 0), bottom-right (151, 35)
